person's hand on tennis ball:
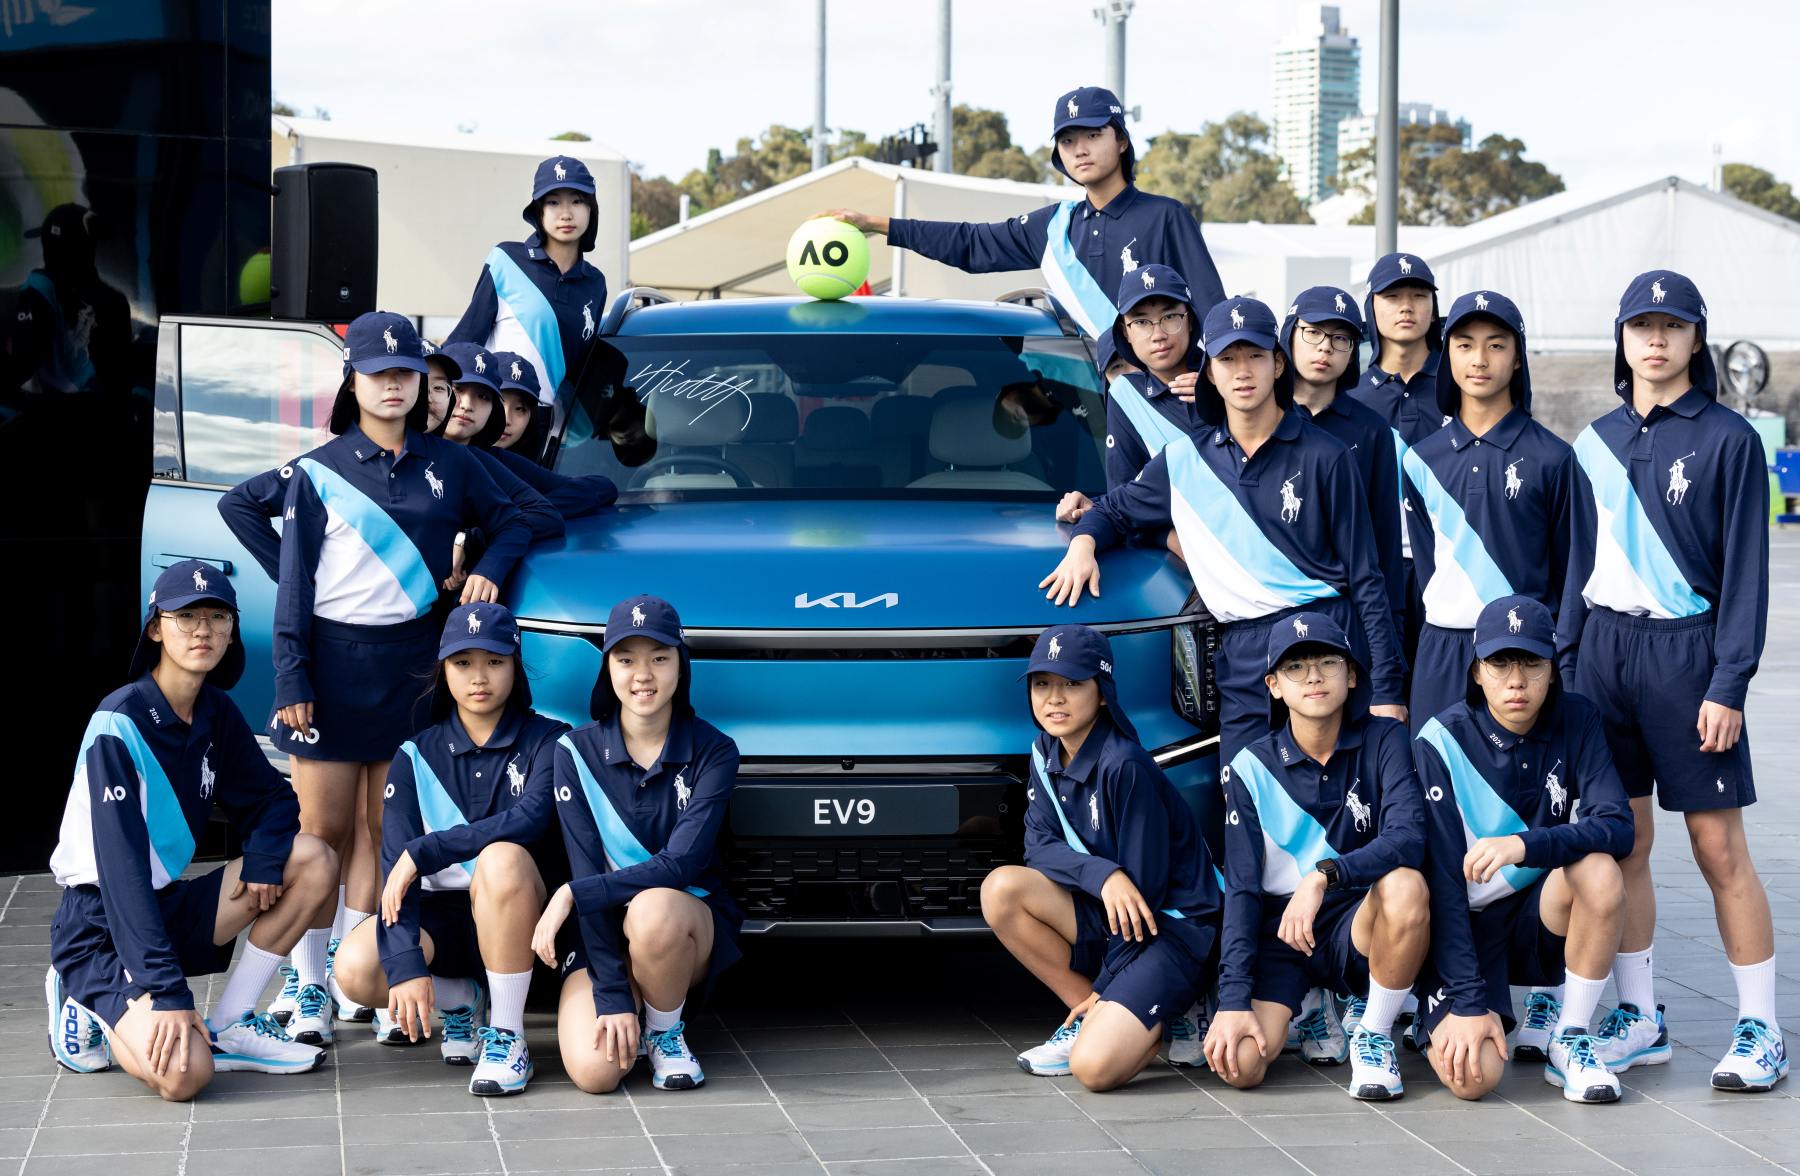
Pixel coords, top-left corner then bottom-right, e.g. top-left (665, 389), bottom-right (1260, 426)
top-left (819, 208), bottom-right (887, 235)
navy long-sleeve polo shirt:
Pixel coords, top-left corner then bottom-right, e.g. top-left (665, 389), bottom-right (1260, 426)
top-left (447, 234), bottom-right (607, 401)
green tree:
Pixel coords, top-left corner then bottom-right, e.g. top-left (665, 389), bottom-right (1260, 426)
top-left (551, 130), bottom-right (591, 142)
top-left (951, 104), bottom-right (1017, 173)
top-left (1344, 125), bottom-right (1563, 226)
top-left (629, 169), bottom-right (685, 239)
top-left (967, 146), bottom-right (1041, 183)
top-left (1136, 112), bottom-right (1311, 223)
top-left (1723, 163), bottom-right (1800, 222)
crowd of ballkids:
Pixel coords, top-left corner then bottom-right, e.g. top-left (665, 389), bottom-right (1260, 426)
top-left (44, 84), bottom-right (1777, 1115)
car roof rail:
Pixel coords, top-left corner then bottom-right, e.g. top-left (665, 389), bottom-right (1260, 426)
top-left (598, 286), bottom-right (676, 336)
top-left (995, 287), bottom-right (1085, 338)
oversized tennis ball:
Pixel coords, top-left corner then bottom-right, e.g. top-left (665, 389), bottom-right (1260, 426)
top-left (786, 218), bottom-right (869, 300)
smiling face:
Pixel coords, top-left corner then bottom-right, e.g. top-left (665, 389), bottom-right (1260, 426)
top-left (1208, 341), bottom-right (1284, 415)
top-left (1621, 313), bottom-right (1703, 391)
top-left (147, 604), bottom-right (234, 676)
top-left (1030, 672), bottom-right (1103, 744)
top-left (1372, 284), bottom-right (1434, 344)
top-left (494, 389), bottom-right (535, 449)
top-left (1447, 318), bottom-right (1520, 407)
top-left (608, 636), bottom-right (680, 721)
top-left (1266, 648), bottom-right (1355, 721)
top-left (443, 384), bottom-right (495, 443)
top-left (353, 367), bottom-right (421, 425)
top-left (445, 650), bottom-right (515, 718)
top-left (539, 190), bottom-right (592, 246)
top-left (1055, 125), bottom-right (1125, 186)
top-left (1122, 295), bottom-right (1193, 377)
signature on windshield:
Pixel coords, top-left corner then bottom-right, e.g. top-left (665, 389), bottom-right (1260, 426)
top-left (630, 360), bottom-right (755, 431)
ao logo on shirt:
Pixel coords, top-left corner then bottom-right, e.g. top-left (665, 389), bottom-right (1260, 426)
top-left (98, 784), bottom-right (128, 803)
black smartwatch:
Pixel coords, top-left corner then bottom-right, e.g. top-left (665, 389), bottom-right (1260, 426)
top-left (1314, 859), bottom-right (1342, 892)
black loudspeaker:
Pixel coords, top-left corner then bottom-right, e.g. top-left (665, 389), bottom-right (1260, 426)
top-left (271, 162), bottom-right (379, 321)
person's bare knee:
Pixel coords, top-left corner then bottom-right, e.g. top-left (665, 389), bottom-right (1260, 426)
top-left (980, 865), bottom-right (1034, 925)
top-left (1624, 799), bottom-right (1655, 865)
top-left (566, 1057), bottom-right (625, 1094)
top-left (622, 890), bottom-right (694, 957)
top-left (1068, 1007), bottom-right (1156, 1092)
top-left (1567, 852), bottom-right (1624, 918)
top-left (471, 842), bottom-right (543, 908)
top-left (1372, 867), bottom-right (1430, 929)
top-left (332, 924), bottom-right (386, 1008)
top-left (283, 833), bottom-right (338, 904)
top-left (1687, 815), bottom-right (1750, 891)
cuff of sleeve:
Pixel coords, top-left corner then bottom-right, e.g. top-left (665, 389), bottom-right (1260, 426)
top-left (405, 836), bottom-right (444, 879)
top-left (1451, 995), bottom-right (1491, 1020)
top-left (1216, 983), bottom-right (1253, 1014)
top-left (1704, 672), bottom-right (1749, 711)
top-left (150, 988), bottom-right (196, 1013)
top-left (1078, 859), bottom-right (1119, 900)
top-left (1517, 828), bottom-right (1555, 870)
top-left (590, 982), bottom-right (636, 1017)
top-left (273, 670), bottom-right (313, 709)
top-left (570, 873), bottom-right (616, 918)
top-left (382, 950), bottom-right (429, 989)
top-left (240, 852), bottom-right (287, 887)
top-left (468, 553), bottom-right (517, 585)
top-left (886, 219), bottom-right (913, 247)
top-left (1071, 516), bottom-right (1116, 549)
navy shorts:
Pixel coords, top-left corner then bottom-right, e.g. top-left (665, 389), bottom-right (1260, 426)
top-left (1409, 623), bottom-right (1474, 733)
top-left (1415, 883), bottom-right (1565, 1041)
top-left (1249, 892), bottom-right (1369, 1014)
top-left (50, 868), bottom-right (235, 1028)
top-left (1071, 894), bottom-right (1215, 1031)
top-left (416, 891), bottom-right (485, 980)
top-left (1218, 597), bottom-right (1362, 763)
top-left (558, 891), bottom-right (744, 1000)
top-left (1575, 609), bottom-right (1754, 812)
top-left (271, 613), bottom-right (440, 763)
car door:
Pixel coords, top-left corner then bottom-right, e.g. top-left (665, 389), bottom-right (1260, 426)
top-left (144, 317), bottom-right (344, 739)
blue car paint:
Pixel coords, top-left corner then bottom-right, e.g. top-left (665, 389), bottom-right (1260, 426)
top-left (613, 296), bottom-right (1066, 339)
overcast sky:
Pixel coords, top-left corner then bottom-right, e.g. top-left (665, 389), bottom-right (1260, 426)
top-left (274, 0), bottom-right (1799, 199)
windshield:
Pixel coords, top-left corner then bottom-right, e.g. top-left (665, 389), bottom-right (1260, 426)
top-left (554, 332), bottom-right (1107, 499)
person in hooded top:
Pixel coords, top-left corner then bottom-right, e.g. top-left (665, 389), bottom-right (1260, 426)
top-left (1561, 271), bottom-right (1781, 1092)
top-left (487, 350), bottom-right (553, 459)
top-left (448, 155), bottom-right (608, 409)
top-left (46, 561), bottom-right (337, 1098)
top-left (331, 603), bottom-right (570, 1098)
top-left (532, 596), bottom-right (744, 1095)
top-left (823, 86), bottom-right (1223, 374)
top-left (1206, 611), bottom-right (1427, 1101)
top-left (1350, 253), bottom-right (1446, 449)
top-left (981, 624), bottom-right (1221, 1090)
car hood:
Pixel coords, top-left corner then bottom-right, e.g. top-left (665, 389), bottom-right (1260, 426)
top-left (508, 499), bottom-right (1192, 630)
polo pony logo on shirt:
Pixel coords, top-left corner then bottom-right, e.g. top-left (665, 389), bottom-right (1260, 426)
top-left (1345, 785), bottom-right (1371, 832)
top-left (1397, 256), bottom-right (1412, 275)
top-left (382, 326), bottom-right (398, 354)
top-left (1667, 452), bottom-right (1695, 505)
top-left (1230, 305), bottom-right (1245, 330)
top-left (581, 301), bottom-right (595, 340)
top-left (192, 568), bottom-right (209, 592)
top-left (1120, 240), bottom-right (1139, 274)
top-left (1292, 616), bottom-right (1309, 638)
top-left (1089, 792), bottom-right (1100, 832)
top-left (1507, 607), bottom-right (1523, 634)
top-left (1474, 292), bottom-right (1490, 311)
top-left (1716, 776), bottom-right (1726, 794)
top-left (467, 611), bottom-right (482, 635)
top-left (554, 160), bottom-right (568, 181)
top-left (1067, 96), bottom-right (1080, 118)
top-left (474, 352), bottom-right (486, 375)
top-left (1504, 459), bottom-right (1524, 500)
top-left (424, 463), bottom-right (445, 499)
top-left (198, 747), bottom-right (215, 800)
top-left (673, 771), bottom-right (691, 811)
top-left (510, 360), bottom-right (523, 382)
top-left (1048, 634), bottom-right (1062, 660)
top-left (1280, 472), bottom-right (1304, 524)
top-left (1651, 278), bottom-right (1668, 304)
top-left (631, 604), bottom-right (647, 627)
top-left (506, 756), bottom-right (526, 796)
top-left (1334, 292), bottom-right (1348, 313)
top-left (1545, 760), bottom-right (1566, 816)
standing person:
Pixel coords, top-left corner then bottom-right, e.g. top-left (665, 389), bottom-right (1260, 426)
top-left (1563, 271), bottom-right (1781, 1091)
top-left (1205, 611), bottom-right (1428, 1100)
top-left (46, 561), bottom-right (336, 1098)
top-left (448, 156), bottom-right (608, 410)
top-left (1350, 253), bottom-right (1445, 448)
top-left (824, 86), bottom-right (1223, 372)
top-left (271, 312), bottom-right (531, 1030)
top-left (1042, 296), bottom-right (1408, 764)
top-left (1412, 596), bottom-right (1633, 1104)
top-left (532, 596), bottom-right (744, 1094)
top-left (980, 625), bottom-right (1221, 1090)
top-left (332, 603), bottom-right (569, 1096)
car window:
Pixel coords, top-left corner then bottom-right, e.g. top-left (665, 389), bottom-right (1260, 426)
top-left (556, 334), bottom-right (1108, 499)
top-left (179, 323), bottom-right (342, 485)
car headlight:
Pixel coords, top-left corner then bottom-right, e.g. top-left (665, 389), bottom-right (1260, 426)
top-left (1171, 593), bottom-right (1217, 735)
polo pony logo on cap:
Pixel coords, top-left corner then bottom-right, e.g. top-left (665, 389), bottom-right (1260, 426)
top-left (1651, 278), bottom-right (1668, 304)
top-left (1230, 305), bottom-right (1245, 330)
top-left (631, 603), bottom-right (647, 627)
top-left (192, 568), bottom-right (209, 592)
top-left (1067, 96), bottom-right (1080, 118)
top-left (468, 611), bottom-right (482, 635)
top-left (421, 339), bottom-right (436, 354)
top-left (1334, 292), bottom-right (1347, 312)
top-left (1048, 634), bottom-right (1062, 660)
top-left (554, 159), bottom-right (568, 181)
top-left (1292, 616), bottom-right (1309, 638)
top-left (1507, 607), bottom-right (1523, 634)
top-left (383, 326), bottom-right (398, 354)
top-left (510, 360), bottom-right (523, 381)
top-left (1140, 269), bottom-right (1155, 289)
top-left (1474, 292), bottom-right (1490, 311)
top-left (1397, 256), bottom-right (1413, 275)
top-left (474, 353), bottom-right (486, 374)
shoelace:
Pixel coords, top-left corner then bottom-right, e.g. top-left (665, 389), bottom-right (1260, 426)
top-left (80, 1012), bottom-right (104, 1051)
top-left (238, 1012), bottom-right (294, 1042)
top-left (476, 1025), bottom-right (517, 1064)
top-left (442, 1005), bottom-right (478, 1041)
top-left (275, 965), bottom-right (299, 1001)
top-left (1046, 1017), bottom-right (1083, 1047)
top-left (1522, 992), bottom-right (1559, 1031)
top-left (1296, 1006), bottom-right (1332, 1043)
top-left (1169, 1014), bottom-right (1198, 1042)
top-left (645, 1021), bottom-right (690, 1059)
top-left (1342, 996), bottom-right (1367, 1024)
top-left (1728, 1018), bottom-right (1778, 1060)
top-left (1558, 1032), bottom-right (1603, 1069)
top-left (1595, 1004), bottom-right (1639, 1042)
top-left (1353, 1030), bottom-right (1396, 1068)
top-left (326, 938), bottom-right (341, 977)
top-left (295, 984), bottom-right (330, 1021)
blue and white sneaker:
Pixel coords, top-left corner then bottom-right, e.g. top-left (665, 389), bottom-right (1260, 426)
top-left (267, 964), bottom-right (300, 1026)
top-left (1347, 1025), bottom-right (1403, 1100)
top-left (325, 939), bottom-right (373, 1024)
top-left (208, 1011), bottom-right (324, 1074)
top-left (645, 1021), bottom-right (705, 1090)
top-left (1513, 989), bottom-right (1561, 1063)
top-left (1297, 989), bottom-right (1349, 1066)
top-left (1546, 1030), bottom-right (1620, 1103)
top-left (287, 982), bottom-right (334, 1046)
top-left (1341, 993), bottom-right (1367, 1037)
top-left (1712, 1017), bottom-right (1788, 1092)
top-left (1167, 1000), bottom-right (1208, 1068)
top-left (44, 967), bottom-right (110, 1074)
top-left (439, 983), bottom-right (486, 1066)
top-left (371, 1006), bottom-right (411, 1046)
top-left (1018, 1017), bottom-right (1081, 1076)
top-left (1593, 1002), bottom-right (1671, 1072)
top-left (469, 1026), bottom-right (533, 1096)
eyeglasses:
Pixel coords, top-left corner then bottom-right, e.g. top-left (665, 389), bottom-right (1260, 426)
top-left (1276, 655), bottom-right (1347, 682)
top-left (1124, 311), bottom-right (1190, 336)
top-left (1297, 325), bottom-right (1356, 353)
top-left (161, 609), bottom-right (234, 634)
top-left (1477, 655), bottom-right (1551, 681)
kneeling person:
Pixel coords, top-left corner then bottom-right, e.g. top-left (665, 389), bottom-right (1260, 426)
top-left (1414, 596), bottom-right (1633, 1103)
top-left (47, 561), bottom-right (335, 1099)
top-left (1206, 612), bottom-right (1428, 1099)
top-left (981, 625), bottom-right (1222, 1091)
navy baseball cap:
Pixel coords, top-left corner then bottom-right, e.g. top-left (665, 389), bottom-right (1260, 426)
top-left (439, 342), bottom-right (501, 395)
top-left (601, 595), bottom-right (685, 654)
top-left (1613, 270), bottom-right (1716, 398)
top-left (420, 337), bottom-right (462, 382)
top-left (1051, 86), bottom-right (1134, 183)
top-left (1366, 252), bottom-right (1437, 294)
top-left (490, 351), bottom-right (543, 401)
top-left (1472, 595), bottom-right (1555, 662)
top-left (1436, 290), bottom-right (1533, 417)
top-left (1115, 264), bottom-right (1192, 320)
top-left (524, 156), bottom-right (598, 252)
top-left (1202, 296), bottom-right (1280, 356)
top-left (343, 311), bottom-right (429, 376)
top-left (1022, 624), bottom-right (1138, 742)
top-left (129, 560), bottom-right (244, 689)
top-left (439, 602), bottom-right (520, 659)
top-left (1262, 610), bottom-right (1367, 728)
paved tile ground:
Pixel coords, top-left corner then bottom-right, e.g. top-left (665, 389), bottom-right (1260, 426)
top-left (6, 532), bottom-right (1800, 1175)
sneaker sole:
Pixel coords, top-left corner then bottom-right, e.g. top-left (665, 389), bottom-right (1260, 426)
top-left (1545, 1066), bottom-right (1620, 1103)
top-left (1017, 1057), bottom-right (1071, 1077)
top-left (1604, 1043), bottom-right (1672, 1071)
top-left (1513, 1044), bottom-right (1549, 1063)
top-left (1166, 1056), bottom-right (1206, 1069)
top-left (291, 1029), bottom-right (334, 1047)
top-left (443, 1052), bottom-right (478, 1067)
top-left (210, 1051), bottom-right (325, 1074)
top-left (652, 1072), bottom-right (704, 1090)
top-left (1712, 1066), bottom-right (1788, 1092)
top-left (336, 1007), bottom-right (376, 1024)
top-left (1302, 1048), bottom-right (1349, 1067)
top-left (1350, 1082), bottom-right (1402, 1101)
top-left (268, 1011), bottom-right (294, 1026)
top-left (470, 1068), bottom-right (532, 1096)
top-left (373, 1031), bottom-right (413, 1046)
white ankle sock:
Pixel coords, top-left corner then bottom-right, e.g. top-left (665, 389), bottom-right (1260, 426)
top-left (344, 908), bottom-right (374, 935)
top-left (486, 969), bottom-right (532, 1034)
top-left (644, 1000), bottom-right (683, 1033)
top-left (1360, 982), bottom-right (1409, 1038)
top-left (212, 941), bottom-right (285, 1027)
top-left (1730, 956), bottom-right (1780, 1032)
top-left (329, 887), bottom-right (348, 941)
top-left (292, 927), bottom-right (330, 989)
top-left (1557, 971), bottom-right (1608, 1036)
top-left (433, 974), bottom-right (478, 1012)
top-left (1613, 946), bottom-right (1655, 1012)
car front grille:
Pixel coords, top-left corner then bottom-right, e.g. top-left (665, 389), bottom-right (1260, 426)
top-left (726, 839), bottom-right (1018, 922)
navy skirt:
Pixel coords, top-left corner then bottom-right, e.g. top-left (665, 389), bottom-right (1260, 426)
top-left (271, 613), bottom-right (440, 763)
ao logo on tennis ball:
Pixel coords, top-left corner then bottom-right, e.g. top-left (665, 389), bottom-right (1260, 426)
top-left (786, 219), bottom-right (869, 300)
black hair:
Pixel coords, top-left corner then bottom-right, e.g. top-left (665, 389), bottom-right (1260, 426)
top-left (450, 382), bottom-right (509, 449)
top-left (588, 641), bottom-right (695, 723)
top-left (427, 650), bottom-right (535, 722)
top-left (328, 368), bottom-right (432, 436)
top-left (529, 188), bottom-right (599, 254)
top-left (498, 392), bottom-right (551, 460)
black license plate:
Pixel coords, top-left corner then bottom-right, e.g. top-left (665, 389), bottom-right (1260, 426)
top-left (731, 782), bottom-right (964, 837)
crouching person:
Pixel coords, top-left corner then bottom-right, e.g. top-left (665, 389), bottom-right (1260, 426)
top-left (1205, 611), bottom-right (1429, 1100)
top-left (1413, 595), bottom-right (1633, 1104)
top-left (331, 603), bottom-right (568, 1096)
top-left (533, 596), bottom-right (743, 1095)
top-left (46, 561), bottom-right (336, 1099)
top-left (982, 625), bottom-right (1222, 1091)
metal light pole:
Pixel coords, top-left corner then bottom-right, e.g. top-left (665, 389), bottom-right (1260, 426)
top-left (1094, 1), bottom-right (1138, 118)
top-left (1375, 0), bottom-right (1399, 254)
top-left (933, 0), bottom-right (953, 172)
top-left (812, 0), bottom-right (828, 171)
